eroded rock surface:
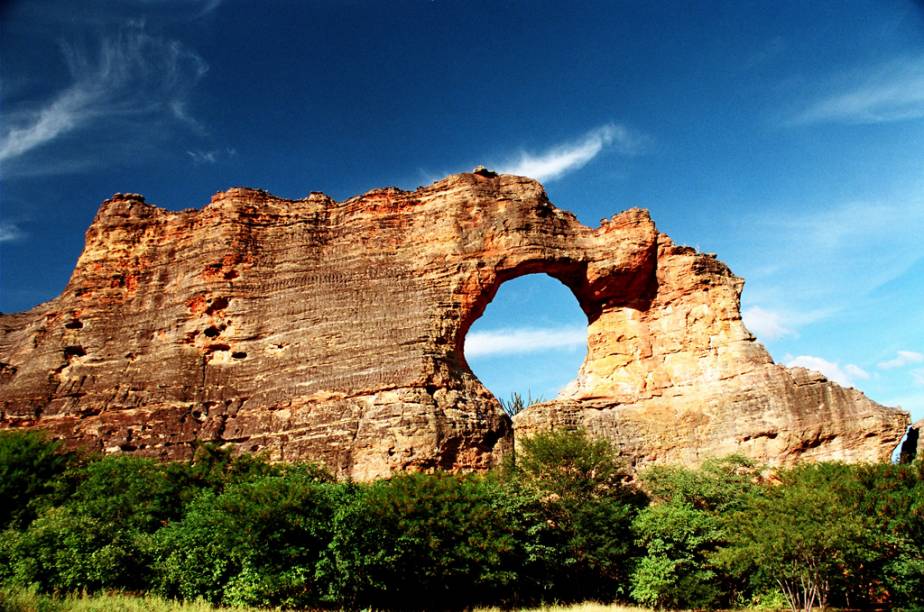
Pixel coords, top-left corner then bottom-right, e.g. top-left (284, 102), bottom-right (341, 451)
top-left (0, 173), bottom-right (909, 477)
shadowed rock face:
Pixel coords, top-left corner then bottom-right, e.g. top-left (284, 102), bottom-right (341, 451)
top-left (0, 173), bottom-right (909, 478)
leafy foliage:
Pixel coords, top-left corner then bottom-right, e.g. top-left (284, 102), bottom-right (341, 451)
top-left (513, 428), bottom-right (632, 500)
top-left (511, 430), bottom-right (644, 602)
top-left (630, 500), bottom-right (723, 609)
top-left (0, 431), bottom-right (72, 529)
top-left (629, 457), bottom-right (760, 609)
top-left (155, 472), bottom-right (343, 607)
top-left (1, 506), bottom-right (151, 593)
top-left (1, 426), bottom-right (923, 611)
top-left (717, 463), bottom-right (875, 611)
top-left (320, 472), bottom-right (531, 609)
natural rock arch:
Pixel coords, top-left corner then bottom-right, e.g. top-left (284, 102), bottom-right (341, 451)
top-left (0, 172), bottom-right (909, 478)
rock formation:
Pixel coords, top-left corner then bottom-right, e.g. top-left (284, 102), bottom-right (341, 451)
top-left (0, 172), bottom-right (909, 478)
top-left (899, 420), bottom-right (922, 463)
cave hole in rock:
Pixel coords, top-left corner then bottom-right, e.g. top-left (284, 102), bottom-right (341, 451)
top-left (463, 274), bottom-right (588, 417)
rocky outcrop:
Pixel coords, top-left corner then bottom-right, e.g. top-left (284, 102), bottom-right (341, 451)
top-left (0, 173), bottom-right (909, 478)
top-left (899, 420), bottom-right (922, 464)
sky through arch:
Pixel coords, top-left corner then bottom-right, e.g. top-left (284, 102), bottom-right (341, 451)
top-left (464, 274), bottom-right (588, 406)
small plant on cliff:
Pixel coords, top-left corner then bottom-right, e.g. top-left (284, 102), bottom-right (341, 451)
top-left (500, 390), bottom-right (545, 417)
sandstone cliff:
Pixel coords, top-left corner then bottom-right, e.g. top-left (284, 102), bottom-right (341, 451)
top-left (0, 172), bottom-right (909, 477)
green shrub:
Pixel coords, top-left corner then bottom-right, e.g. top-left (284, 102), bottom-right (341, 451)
top-left (510, 430), bottom-right (642, 603)
top-left (69, 455), bottom-right (182, 532)
top-left (320, 472), bottom-right (533, 609)
top-left (640, 455), bottom-right (759, 512)
top-left (1, 506), bottom-right (152, 593)
top-left (717, 462), bottom-right (877, 611)
top-left (513, 429), bottom-right (633, 501)
top-left (0, 430), bottom-right (71, 529)
top-left (629, 456), bottom-right (762, 609)
top-left (844, 459), bottom-right (924, 609)
top-left (154, 471), bottom-right (343, 608)
top-left (630, 500), bottom-right (723, 609)
top-left (164, 443), bottom-right (304, 507)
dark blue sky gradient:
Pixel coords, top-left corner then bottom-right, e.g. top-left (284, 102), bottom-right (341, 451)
top-left (2, 0), bottom-right (923, 418)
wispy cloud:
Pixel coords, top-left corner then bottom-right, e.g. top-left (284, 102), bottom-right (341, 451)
top-left (138, 0), bottom-right (224, 18)
top-left (0, 222), bottom-right (25, 243)
top-left (742, 306), bottom-right (794, 341)
top-left (912, 369), bottom-right (924, 387)
top-left (845, 364), bottom-right (871, 381)
top-left (878, 350), bottom-right (924, 370)
top-left (793, 55), bottom-right (924, 125)
top-left (0, 21), bottom-right (208, 167)
top-left (744, 198), bottom-right (924, 305)
top-left (786, 355), bottom-right (867, 388)
top-left (186, 147), bottom-right (236, 165)
top-left (497, 123), bottom-right (645, 182)
top-left (465, 326), bottom-right (587, 358)
top-left (741, 305), bottom-right (834, 342)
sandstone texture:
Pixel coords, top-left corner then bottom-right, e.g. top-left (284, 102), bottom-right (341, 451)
top-left (0, 172), bottom-right (909, 477)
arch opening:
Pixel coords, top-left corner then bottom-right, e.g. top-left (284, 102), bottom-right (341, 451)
top-left (462, 273), bottom-right (589, 416)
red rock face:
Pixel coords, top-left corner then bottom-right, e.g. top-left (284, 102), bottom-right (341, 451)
top-left (0, 173), bottom-right (909, 477)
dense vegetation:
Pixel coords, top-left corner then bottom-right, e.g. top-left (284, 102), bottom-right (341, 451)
top-left (0, 429), bottom-right (921, 611)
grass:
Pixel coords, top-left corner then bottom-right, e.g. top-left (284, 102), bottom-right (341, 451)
top-left (481, 605), bottom-right (649, 612)
top-left (0, 587), bottom-right (267, 612)
top-left (0, 588), bottom-right (655, 611)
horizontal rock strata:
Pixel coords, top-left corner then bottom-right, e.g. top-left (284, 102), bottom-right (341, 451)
top-left (0, 172), bottom-right (909, 477)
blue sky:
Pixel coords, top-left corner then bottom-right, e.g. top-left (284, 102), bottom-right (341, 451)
top-left (1, 0), bottom-right (922, 422)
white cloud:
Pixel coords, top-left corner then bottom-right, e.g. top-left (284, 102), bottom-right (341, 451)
top-left (743, 198), bottom-right (924, 306)
top-left (497, 123), bottom-right (644, 182)
top-left (741, 305), bottom-right (835, 341)
top-left (878, 350), bottom-right (924, 370)
top-left (742, 306), bottom-right (794, 340)
top-left (186, 147), bottom-right (236, 164)
top-left (137, 0), bottom-right (224, 17)
top-left (0, 222), bottom-right (25, 243)
top-left (186, 150), bottom-right (217, 164)
top-left (793, 55), bottom-right (924, 125)
top-left (913, 369), bottom-right (924, 387)
top-left (845, 364), bottom-right (871, 381)
top-left (465, 326), bottom-right (587, 358)
top-left (0, 21), bottom-right (208, 165)
top-left (786, 355), bottom-right (865, 388)
top-left (881, 391), bottom-right (924, 421)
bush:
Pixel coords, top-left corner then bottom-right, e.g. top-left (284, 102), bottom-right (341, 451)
top-left (718, 462), bottom-right (876, 611)
top-left (511, 430), bottom-right (642, 603)
top-left (68, 455), bottom-right (183, 533)
top-left (321, 472), bottom-right (533, 609)
top-left (164, 443), bottom-right (301, 507)
top-left (640, 455), bottom-right (760, 512)
top-left (2, 425), bottom-right (921, 611)
top-left (630, 499), bottom-right (723, 609)
top-left (848, 460), bottom-right (924, 609)
top-left (0, 430), bottom-right (71, 529)
top-left (513, 428), bottom-right (632, 501)
top-left (630, 456), bottom-right (762, 609)
top-left (1, 506), bottom-right (151, 593)
top-left (155, 471), bottom-right (342, 608)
